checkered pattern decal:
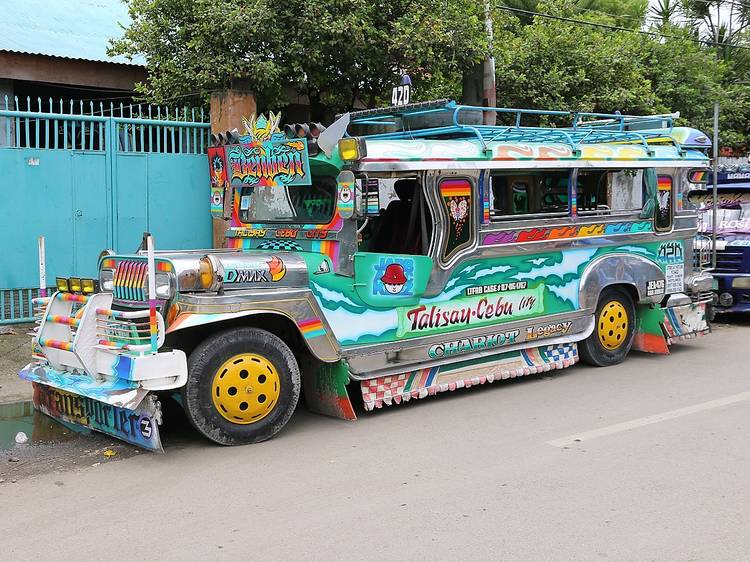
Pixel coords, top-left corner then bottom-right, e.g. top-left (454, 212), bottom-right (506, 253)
top-left (256, 240), bottom-right (303, 251)
top-left (361, 342), bottom-right (579, 411)
top-left (543, 343), bottom-right (578, 365)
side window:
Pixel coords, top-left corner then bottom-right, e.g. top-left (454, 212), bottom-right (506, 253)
top-left (576, 169), bottom-right (644, 215)
top-left (489, 171), bottom-right (569, 219)
top-left (364, 177), bottom-right (433, 256)
top-left (439, 177), bottom-right (474, 262)
top-left (655, 175), bottom-right (673, 231)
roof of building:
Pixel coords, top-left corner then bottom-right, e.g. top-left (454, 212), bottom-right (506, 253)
top-left (0, 0), bottom-right (145, 66)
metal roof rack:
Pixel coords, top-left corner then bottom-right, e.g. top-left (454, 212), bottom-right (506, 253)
top-left (344, 100), bottom-right (684, 157)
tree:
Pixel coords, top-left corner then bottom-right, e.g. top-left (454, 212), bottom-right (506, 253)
top-left (492, 2), bottom-right (750, 148)
top-left (109, 0), bottom-right (488, 118)
top-left (496, 0), bottom-right (647, 28)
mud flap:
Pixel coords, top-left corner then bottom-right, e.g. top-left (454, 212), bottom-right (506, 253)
top-left (633, 302), bottom-right (710, 354)
top-left (301, 360), bottom-right (357, 421)
top-left (31, 382), bottom-right (163, 452)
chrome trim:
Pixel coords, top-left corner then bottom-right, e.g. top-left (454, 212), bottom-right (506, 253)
top-left (666, 293), bottom-right (691, 307)
top-left (357, 159), bottom-right (709, 173)
top-left (347, 315), bottom-right (595, 380)
top-left (579, 252), bottom-right (664, 309)
top-left (343, 310), bottom-right (591, 377)
top-left (174, 288), bottom-right (340, 362)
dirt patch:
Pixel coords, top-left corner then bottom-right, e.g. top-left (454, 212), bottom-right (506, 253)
top-left (0, 323), bottom-right (34, 404)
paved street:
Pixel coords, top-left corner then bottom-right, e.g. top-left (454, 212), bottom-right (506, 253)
top-left (2, 320), bottom-right (750, 561)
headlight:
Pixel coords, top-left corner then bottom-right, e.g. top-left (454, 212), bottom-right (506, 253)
top-left (99, 269), bottom-right (114, 292)
top-left (155, 272), bottom-right (172, 299)
top-left (338, 137), bottom-right (367, 161)
top-left (732, 277), bottom-right (750, 289)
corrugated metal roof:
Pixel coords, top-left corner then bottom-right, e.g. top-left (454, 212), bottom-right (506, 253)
top-left (0, 0), bottom-right (145, 66)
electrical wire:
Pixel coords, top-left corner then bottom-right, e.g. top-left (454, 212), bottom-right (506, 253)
top-left (495, 4), bottom-right (750, 50)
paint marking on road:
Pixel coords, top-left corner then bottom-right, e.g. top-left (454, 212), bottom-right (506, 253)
top-left (547, 390), bottom-right (750, 447)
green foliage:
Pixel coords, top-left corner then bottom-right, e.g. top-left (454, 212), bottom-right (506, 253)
top-left (111, 0), bottom-right (750, 148)
top-left (494, 2), bottom-right (750, 148)
top-left (109, 0), bottom-right (487, 117)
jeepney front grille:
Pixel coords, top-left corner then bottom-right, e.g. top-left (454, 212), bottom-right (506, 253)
top-left (715, 249), bottom-right (744, 273)
top-left (113, 260), bottom-right (148, 301)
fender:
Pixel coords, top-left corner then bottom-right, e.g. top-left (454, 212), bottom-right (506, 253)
top-left (166, 307), bottom-right (340, 363)
top-left (579, 252), bottom-right (665, 311)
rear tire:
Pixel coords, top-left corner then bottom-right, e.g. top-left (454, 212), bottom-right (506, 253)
top-left (579, 286), bottom-right (635, 367)
top-left (182, 327), bottom-right (300, 445)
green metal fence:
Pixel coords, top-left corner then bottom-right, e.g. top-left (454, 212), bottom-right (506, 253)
top-left (0, 97), bottom-right (212, 323)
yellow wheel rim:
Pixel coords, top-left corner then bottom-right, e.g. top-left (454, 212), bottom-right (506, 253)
top-left (598, 301), bottom-right (629, 351)
top-left (211, 353), bottom-right (280, 424)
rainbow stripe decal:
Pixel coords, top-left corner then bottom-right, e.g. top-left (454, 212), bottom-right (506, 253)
top-left (440, 181), bottom-right (471, 198)
top-left (658, 175), bottom-right (672, 191)
top-left (39, 338), bottom-right (73, 351)
top-left (46, 315), bottom-right (80, 328)
top-left (298, 317), bottom-right (326, 339)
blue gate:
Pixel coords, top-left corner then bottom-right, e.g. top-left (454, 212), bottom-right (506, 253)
top-left (0, 97), bottom-right (211, 322)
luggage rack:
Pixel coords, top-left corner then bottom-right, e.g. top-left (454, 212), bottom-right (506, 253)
top-left (344, 99), bottom-right (684, 157)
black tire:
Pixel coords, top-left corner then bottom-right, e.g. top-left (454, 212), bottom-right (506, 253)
top-left (579, 286), bottom-right (636, 367)
top-left (182, 327), bottom-right (300, 445)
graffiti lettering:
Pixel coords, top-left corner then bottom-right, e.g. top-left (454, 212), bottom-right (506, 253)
top-left (657, 241), bottom-right (684, 264)
top-left (32, 384), bottom-right (160, 449)
top-left (275, 229), bottom-right (299, 238)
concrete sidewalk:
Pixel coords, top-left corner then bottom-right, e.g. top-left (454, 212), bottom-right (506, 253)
top-left (0, 324), bottom-right (34, 404)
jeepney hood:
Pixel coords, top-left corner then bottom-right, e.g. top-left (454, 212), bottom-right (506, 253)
top-left (102, 249), bottom-right (310, 298)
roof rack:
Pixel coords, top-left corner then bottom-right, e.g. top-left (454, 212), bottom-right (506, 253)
top-left (343, 100), bottom-right (684, 157)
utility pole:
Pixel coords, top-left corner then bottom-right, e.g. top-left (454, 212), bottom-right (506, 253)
top-left (711, 5), bottom-right (721, 270)
top-left (482, 0), bottom-right (496, 125)
top-left (461, 0), bottom-right (496, 124)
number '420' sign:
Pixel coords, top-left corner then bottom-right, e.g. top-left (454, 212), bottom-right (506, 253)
top-left (392, 84), bottom-right (411, 106)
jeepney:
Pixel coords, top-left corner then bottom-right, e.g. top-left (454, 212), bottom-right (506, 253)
top-left (20, 100), bottom-right (714, 450)
top-left (690, 168), bottom-right (750, 313)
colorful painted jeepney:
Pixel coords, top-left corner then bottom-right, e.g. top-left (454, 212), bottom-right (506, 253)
top-left (690, 168), bottom-right (750, 313)
top-left (21, 100), bottom-right (714, 450)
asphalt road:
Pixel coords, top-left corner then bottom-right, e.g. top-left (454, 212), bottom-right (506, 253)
top-left (2, 321), bottom-right (750, 561)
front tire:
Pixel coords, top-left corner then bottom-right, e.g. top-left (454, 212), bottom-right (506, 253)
top-left (579, 287), bottom-right (635, 367)
top-left (183, 327), bottom-right (300, 445)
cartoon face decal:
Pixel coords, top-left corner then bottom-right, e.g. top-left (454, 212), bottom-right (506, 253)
top-left (381, 263), bottom-right (407, 294)
top-left (340, 185), bottom-right (352, 204)
top-left (212, 155), bottom-right (225, 185)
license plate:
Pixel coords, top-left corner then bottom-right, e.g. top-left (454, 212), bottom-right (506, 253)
top-left (32, 382), bottom-right (163, 452)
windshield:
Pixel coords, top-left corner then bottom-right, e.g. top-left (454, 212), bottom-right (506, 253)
top-left (238, 177), bottom-right (337, 224)
top-left (696, 192), bottom-right (750, 236)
